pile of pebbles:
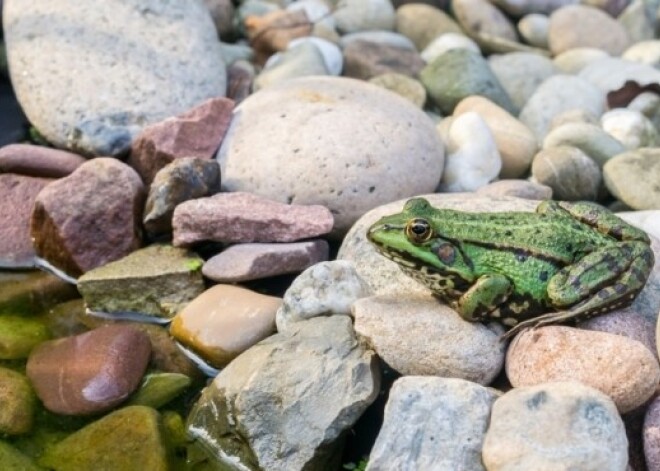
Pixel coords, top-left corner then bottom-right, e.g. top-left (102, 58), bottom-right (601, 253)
top-left (0, 0), bottom-right (659, 469)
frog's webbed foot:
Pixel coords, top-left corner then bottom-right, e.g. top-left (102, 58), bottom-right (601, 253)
top-left (499, 310), bottom-right (578, 341)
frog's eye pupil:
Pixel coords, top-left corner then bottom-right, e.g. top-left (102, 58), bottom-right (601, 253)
top-left (406, 218), bottom-right (432, 242)
top-left (411, 222), bottom-right (427, 235)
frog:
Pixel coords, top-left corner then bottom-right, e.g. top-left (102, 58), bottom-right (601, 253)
top-left (367, 198), bottom-right (654, 339)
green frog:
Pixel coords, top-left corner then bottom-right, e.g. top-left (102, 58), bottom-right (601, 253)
top-left (367, 198), bottom-right (654, 339)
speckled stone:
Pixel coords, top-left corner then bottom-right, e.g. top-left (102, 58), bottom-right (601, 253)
top-left (506, 326), bottom-right (660, 413)
top-left (0, 144), bottom-right (86, 178)
top-left (217, 76), bottom-right (445, 235)
top-left (353, 294), bottom-right (505, 384)
top-left (483, 382), bottom-right (628, 471)
top-left (3, 0), bottom-right (227, 156)
top-left (579, 311), bottom-right (657, 362)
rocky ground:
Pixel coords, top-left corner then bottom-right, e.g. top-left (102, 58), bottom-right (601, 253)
top-left (1, 0), bottom-right (660, 469)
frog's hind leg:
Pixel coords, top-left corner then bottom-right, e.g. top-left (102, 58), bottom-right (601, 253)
top-left (456, 273), bottom-right (512, 322)
top-left (502, 240), bottom-right (654, 340)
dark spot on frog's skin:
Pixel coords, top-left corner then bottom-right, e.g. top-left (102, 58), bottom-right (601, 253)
top-left (598, 290), bottom-right (610, 299)
top-left (566, 244), bottom-right (573, 252)
top-left (515, 249), bottom-right (528, 262)
top-left (614, 283), bottom-right (626, 294)
top-left (526, 391), bottom-right (547, 410)
top-left (539, 271), bottom-right (548, 282)
top-left (505, 230), bottom-right (512, 237)
top-left (436, 243), bottom-right (456, 265)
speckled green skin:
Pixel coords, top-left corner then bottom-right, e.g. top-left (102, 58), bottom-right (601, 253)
top-left (368, 198), bottom-right (654, 337)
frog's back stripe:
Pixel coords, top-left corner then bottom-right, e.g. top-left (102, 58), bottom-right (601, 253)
top-left (446, 237), bottom-right (569, 267)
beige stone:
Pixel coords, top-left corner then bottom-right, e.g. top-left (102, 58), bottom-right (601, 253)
top-left (170, 285), bottom-right (281, 368)
top-left (454, 96), bottom-right (538, 178)
top-left (395, 4), bottom-right (462, 51)
top-left (506, 326), bottom-right (660, 413)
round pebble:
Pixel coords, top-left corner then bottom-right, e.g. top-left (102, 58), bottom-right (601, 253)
top-left (644, 395), bottom-right (660, 470)
top-left (255, 42), bottom-right (329, 91)
top-left (395, 4), bottom-right (462, 50)
top-left (600, 109), bottom-right (659, 150)
top-left (332, 0), bottom-right (396, 34)
top-left (517, 14), bottom-right (550, 49)
top-left (506, 326), bottom-right (660, 413)
top-left (217, 76), bottom-right (445, 235)
top-left (368, 73), bottom-right (427, 108)
top-left (287, 37), bottom-right (343, 76)
top-left (553, 47), bottom-right (610, 74)
top-left (453, 0), bottom-right (518, 43)
top-left (542, 122), bottom-right (626, 168)
top-left (420, 33), bottom-right (480, 64)
top-left (604, 148), bottom-right (660, 210)
top-left (531, 146), bottom-right (601, 201)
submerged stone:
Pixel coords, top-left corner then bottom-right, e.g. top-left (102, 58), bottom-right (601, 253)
top-left (0, 440), bottom-right (42, 471)
top-left (0, 367), bottom-right (36, 435)
top-left (0, 271), bottom-right (79, 316)
top-left (0, 315), bottom-right (50, 359)
top-left (77, 244), bottom-right (205, 320)
top-left (127, 372), bottom-right (192, 409)
top-left (38, 406), bottom-right (168, 471)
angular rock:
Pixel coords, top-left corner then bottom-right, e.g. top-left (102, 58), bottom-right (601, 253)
top-left (129, 97), bottom-right (234, 184)
top-left (0, 367), bottom-right (36, 435)
top-left (4, 0), bottom-right (226, 157)
top-left (77, 244), bottom-right (205, 320)
top-left (454, 96), bottom-right (537, 178)
top-left (202, 240), bottom-right (329, 283)
top-left (0, 174), bottom-right (52, 268)
top-left (395, 4), bottom-right (463, 50)
top-left (170, 284), bottom-right (281, 368)
top-left (143, 158), bottom-right (221, 236)
top-left (0, 315), bottom-right (50, 359)
top-left (530, 146), bottom-right (602, 201)
top-left (39, 406), bottom-right (168, 470)
top-left (276, 260), bottom-right (371, 332)
top-left (476, 179), bottom-right (552, 200)
top-left (368, 377), bottom-right (498, 471)
top-left (420, 49), bottom-right (516, 115)
top-left (30, 157), bottom-right (144, 278)
top-left (353, 294), bottom-right (505, 384)
top-left (482, 382), bottom-right (628, 471)
top-left (0, 144), bottom-right (86, 178)
top-left (0, 271), bottom-right (79, 315)
top-left (548, 4), bottom-right (631, 56)
top-left (173, 191), bottom-right (334, 246)
top-left (217, 76), bottom-right (445, 235)
top-left (604, 148), bottom-right (660, 210)
top-left (26, 325), bottom-right (151, 415)
top-left (342, 40), bottom-right (425, 80)
top-left (187, 316), bottom-right (379, 471)
top-left (506, 326), bottom-right (660, 413)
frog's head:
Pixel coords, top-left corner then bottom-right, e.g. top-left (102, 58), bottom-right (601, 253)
top-left (367, 198), bottom-right (448, 271)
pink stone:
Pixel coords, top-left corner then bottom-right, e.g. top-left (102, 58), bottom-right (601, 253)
top-left (172, 192), bottom-right (334, 246)
top-left (26, 325), bottom-right (151, 415)
top-left (0, 144), bottom-right (86, 178)
top-left (128, 97), bottom-right (234, 184)
top-left (202, 240), bottom-right (329, 282)
top-left (0, 174), bottom-right (53, 268)
top-left (30, 157), bottom-right (144, 278)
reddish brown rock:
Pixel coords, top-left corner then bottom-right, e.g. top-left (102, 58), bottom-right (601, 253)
top-left (26, 324), bottom-right (151, 415)
top-left (128, 97), bottom-right (234, 184)
top-left (579, 310), bottom-right (657, 361)
top-left (0, 144), bottom-right (86, 178)
top-left (30, 158), bottom-right (144, 278)
top-left (343, 40), bottom-right (426, 80)
top-left (245, 9), bottom-right (312, 64)
top-left (202, 240), bottom-right (329, 282)
top-left (172, 192), bottom-right (334, 246)
top-left (0, 174), bottom-right (53, 268)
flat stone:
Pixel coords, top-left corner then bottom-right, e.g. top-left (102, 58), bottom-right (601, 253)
top-left (454, 96), bottom-right (538, 178)
top-left (276, 260), bottom-right (371, 332)
top-left (530, 146), bottom-right (602, 201)
top-left (0, 315), bottom-right (50, 359)
top-left (420, 49), bottom-right (516, 115)
top-left (0, 144), bottom-right (86, 178)
top-left (217, 76), bottom-right (445, 235)
top-left (339, 31), bottom-right (416, 50)
top-left (353, 294), bottom-right (505, 384)
top-left (39, 406), bottom-right (168, 470)
top-left (482, 382), bottom-right (628, 471)
top-left (548, 4), bottom-right (631, 56)
top-left (506, 326), bottom-right (660, 413)
top-left (172, 191), bottom-right (334, 246)
top-left (26, 325), bottom-right (151, 415)
top-left (368, 377), bottom-right (498, 471)
top-left (342, 40), bottom-right (425, 80)
top-left (4, 0), bottom-right (226, 156)
top-left (77, 244), bottom-right (205, 320)
top-left (30, 157), bottom-right (144, 278)
top-left (128, 97), bottom-right (234, 184)
top-left (604, 148), bottom-right (660, 210)
top-left (333, 0), bottom-right (395, 34)
top-left (395, 4), bottom-right (462, 50)
top-left (476, 179), bottom-right (553, 200)
top-left (186, 316), bottom-right (379, 471)
top-left (170, 284), bottom-right (281, 368)
top-left (0, 367), bottom-right (36, 435)
top-left (0, 174), bottom-right (52, 268)
top-left (143, 158), bottom-right (221, 236)
top-left (202, 240), bottom-right (329, 282)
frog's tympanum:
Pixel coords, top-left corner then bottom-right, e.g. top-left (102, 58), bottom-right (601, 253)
top-left (367, 198), bottom-right (654, 339)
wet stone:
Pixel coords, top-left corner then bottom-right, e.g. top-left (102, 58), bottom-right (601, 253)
top-left (77, 244), bottom-right (205, 320)
top-left (0, 441), bottom-right (41, 471)
top-left (172, 191), bottom-right (334, 246)
top-left (0, 367), bottom-right (36, 435)
top-left (127, 372), bottom-right (192, 409)
top-left (26, 324), bottom-right (151, 415)
top-left (0, 315), bottom-right (50, 360)
top-left (0, 144), bottom-right (86, 178)
top-left (0, 271), bottom-right (79, 316)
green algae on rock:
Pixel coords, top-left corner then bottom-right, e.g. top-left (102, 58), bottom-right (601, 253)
top-left (77, 244), bottom-right (205, 320)
top-left (0, 440), bottom-right (43, 471)
top-left (0, 367), bottom-right (37, 435)
top-left (0, 315), bottom-right (50, 360)
top-left (127, 372), bottom-right (192, 409)
top-left (38, 406), bottom-right (168, 471)
top-left (0, 271), bottom-right (78, 316)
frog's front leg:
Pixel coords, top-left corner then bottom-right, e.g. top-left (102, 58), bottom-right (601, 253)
top-left (502, 240), bottom-right (654, 339)
top-left (456, 274), bottom-right (512, 321)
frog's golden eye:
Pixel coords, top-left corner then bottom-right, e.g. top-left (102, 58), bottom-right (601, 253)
top-left (405, 218), bottom-right (433, 243)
